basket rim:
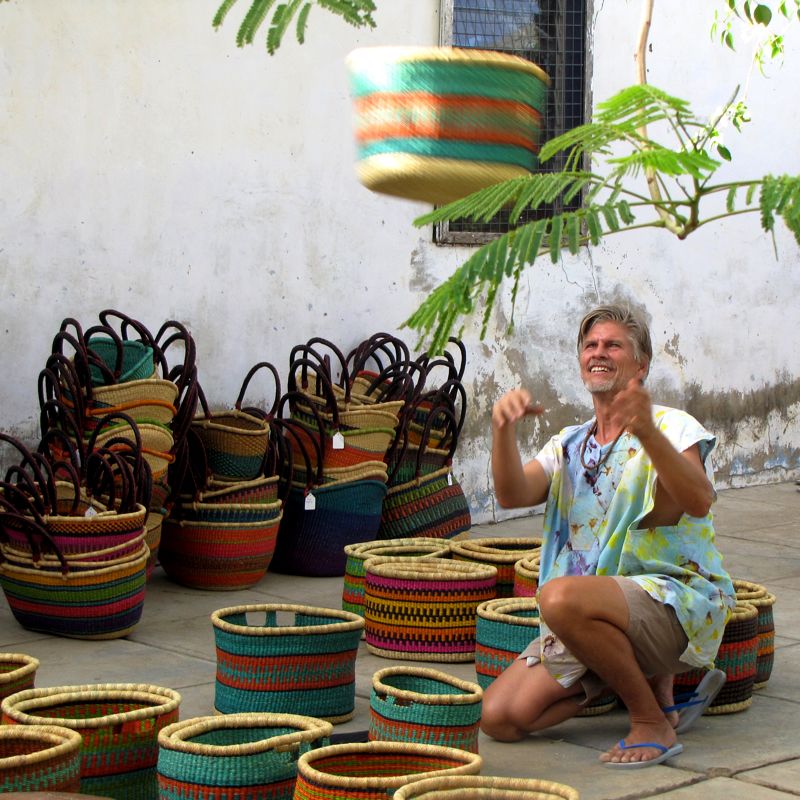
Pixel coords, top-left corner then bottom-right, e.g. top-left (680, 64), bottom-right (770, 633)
top-left (43, 501), bottom-right (148, 526)
top-left (345, 541), bottom-right (451, 561)
top-left (732, 578), bottom-right (768, 600)
top-left (191, 409), bottom-right (270, 435)
top-left (730, 601), bottom-right (759, 621)
top-left (211, 603), bottom-right (365, 636)
top-left (346, 538), bottom-right (453, 556)
top-left (296, 740), bottom-right (482, 789)
top-left (392, 773), bottom-right (580, 799)
top-left (0, 541), bottom-right (149, 579)
top-left (186, 498), bottom-right (283, 513)
top-left (1, 531), bottom-right (147, 566)
top-left (158, 712), bottom-right (333, 755)
top-left (0, 724), bottom-right (83, 769)
top-left (0, 653), bottom-right (40, 683)
top-left (477, 596), bottom-right (540, 624)
top-left (514, 555), bottom-right (541, 574)
top-left (365, 557), bottom-right (496, 581)
top-left (450, 537), bottom-right (540, 563)
top-left (372, 666), bottom-right (482, 704)
top-left (1, 683), bottom-right (181, 728)
top-left (165, 516), bottom-right (282, 531)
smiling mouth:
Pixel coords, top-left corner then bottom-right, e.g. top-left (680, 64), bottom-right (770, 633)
top-left (589, 363), bottom-right (612, 374)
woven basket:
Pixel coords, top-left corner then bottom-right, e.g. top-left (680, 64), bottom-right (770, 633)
top-left (0, 653), bottom-right (39, 703)
top-left (474, 597), bottom-right (540, 690)
top-left (0, 541), bottom-right (149, 639)
top-left (159, 511), bottom-right (282, 590)
top-left (450, 537), bottom-right (541, 598)
top-left (212, 604), bottom-right (365, 723)
top-left (144, 508), bottom-right (164, 579)
top-left (512, 555), bottom-right (541, 597)
top-left (198, 475), bottom-right (280, 505)
top-left (180, 498), bottom-right (284, 525)
top-left (393, 774), bottom-right (580, 799)
top-left (733, 579), bottom-right (777, 688)
top-left (89, 375), bottom-right (179, 419)
top-left (347, 46), bottom-right (550, 205)
top-left (1, 682), bottom-right (181, 799)
top-left (673, 601), bottom-right (759, 715)
top-left (342, 538), bottom-right (451, 618)
top-left (294, 741), bottom-right (482, 800)
top-left (369, 667), bottom-right (483, 754)
top-left (0, 724), bottom-right (83, 794)
top-left (157, 713), bottom-right (333, 800)
top-left (88, 336), bottom-right (155, 385)
top-left (364, 557), bottom-right (497, 662)
top-left (192, 409), bottom-right (271, 480)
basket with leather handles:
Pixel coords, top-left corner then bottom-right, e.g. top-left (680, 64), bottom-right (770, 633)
top-left (191, 363), bottom-right (277, 481)
top-left (344, 331), bottom-right (413, 400)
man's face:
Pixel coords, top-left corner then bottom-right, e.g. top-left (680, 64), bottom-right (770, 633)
top-left (579, 320), bottom-right (648, 395)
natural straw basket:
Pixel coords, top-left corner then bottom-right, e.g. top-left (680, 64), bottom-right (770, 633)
top-left (1, 682), bottom-right (181, 799)
top-left (393, 774), bottom-right (581, 799)
top-left (733, 579), bottom-right (777, 688)
top-left (0, 724), bottom-right (84, 794)
top-left (157, 712), bottom-right (333, 800)
top-left (212, 604), bottom-right (365, 723)
top-left (369, 666), bottom-right (483, 753)
top-left (0, 653), bottom-right (39, 703)
top-left (346, 46), bottom-right (550, 205)
top-left (342, 538), bottom-right (451, 618)
top-left (450, 537), bottom-right (541, 597)
top-left (673, 602), bottom-right (759, 715)
top-left (512, 554), bottom-right (541, 597)
top-left (364, 558), bottom-right (497, 662)
top-left (294, 741), bottom-right (482, 800)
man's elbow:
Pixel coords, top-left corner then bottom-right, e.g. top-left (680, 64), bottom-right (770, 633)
top-left (686, 486), bottom-right (715, 518)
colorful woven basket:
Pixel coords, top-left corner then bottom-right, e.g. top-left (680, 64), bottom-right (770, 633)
top-left (733, 579), bottom-right (777, 688)
top-left (364, 557), bottom-right (497, 662)
top-left (512, 554), bottom-right (540, 597)
top-left (192, 409), bottom-right (271, 481)
top-left (0, 652), bottom-right (40, 703)
top-left (294, 741), bottom-right (482, 800)
top-left (0, 541), bottom-right (149, 639)
top-left (393, 774), bottom-right (581, 799)
top-left (0, 724), bottom-right (83, 794)
top-left (450, 537), bottom-right (541, 597)
top-left (342, 538), bottom-right (451, 618)
top-left (198, 475), bottom-right (280, 505)
top-left (369, 667), bottom-right (483, 754)
top-left (88, 336), bottom-right (155, 385)
top-left (474, 597), bottom-right (539, 690)
top-left (157, 713), bottom-right (333, 800)
top-left (212, 604), bottom-right (364, 723)
top-left (346, 46), bottom-right (550, 205)
top-left (673, 601), bottom-right (759, 715)
top-left (1, 682), bottom-right (181, 799)
top-left (159, 510), bottom-right (282, 590)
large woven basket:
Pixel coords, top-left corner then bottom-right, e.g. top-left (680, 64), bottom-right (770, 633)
top-left (342, 538), bottom-right (451, 618)
top-left (673, 602), bottom-right (759, 715)
top-left (512, 554), bottom-right (540, 597)
top-left (0, 652), bottom-right (39, 703)
top-left (212, 604), bottom-right (365, 723)
top-left (294, 741), bottom-right (482, 800)
top-left (450, 537), bottom-right (541, 597)
top-left (733, 579), bottom-right (777, 688)
top-left (157, 712), bottom-right (333, 800)
top-left (364, 557), bottom-right (497, 662)
top-left (0, 724), bottom-right (84, 794)
top-left (1, 682), bottom-right (181, 799)
top-left (393, 774), bottom-right (580, 799)
top-left (346, 46), bottom-right (550, 205)
top-left (369, 666), bottom-right (483, 754)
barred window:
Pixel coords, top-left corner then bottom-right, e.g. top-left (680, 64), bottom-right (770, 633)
top-left (437, 0), bottom-right (590, 244)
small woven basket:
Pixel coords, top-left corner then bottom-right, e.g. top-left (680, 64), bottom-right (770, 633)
top-left (157, 712), bottom-right (333, 800)
top-left (512, 554), bottom-right (540, 597)
top-left (364, 557), bottom-right (497, 662)
top-left (393, 774), bottom-right (581, 799)
top-left (450, 537), bottom-right (541, 597)
top-left (0, 653), bottom-right (40, 703)
top-left (212, 604), bottom-right (365, 723)
top-left (342, 538), bottom-right (451, 618)
top-left (1, 682), bottom-right (181, 799)
top-left (294, 741), bottom-right (482, 800)
top-left (733, 579), bottom-right (777, 688)
top-left (369, 666), bottom-right (483, 753)
top-left (673, 602), bottom-right (759, 714)
top-left (0, 724), bottom-right (84, 794)
top-left (192, 409), bottom-right (271, 480)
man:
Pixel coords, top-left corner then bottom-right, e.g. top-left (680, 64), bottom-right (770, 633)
top-left (481, 304), bottom-right (734, 768)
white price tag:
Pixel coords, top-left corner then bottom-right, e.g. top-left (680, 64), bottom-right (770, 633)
top-left (304, 492), bottom-right (317, 511)
top-left (447, 472), bottom-right (453, 486)
top-left (84, 505), bottom-right (98, 518)
top-left (332, 431), bottom-right (345, 450)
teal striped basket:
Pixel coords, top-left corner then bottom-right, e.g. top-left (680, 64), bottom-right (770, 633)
top-left (369, 667), bottom-right (482, 754)
top-left (212, 604), bottom-right (365, 723)
top-left (157, 713), bottom-right (333, 800)
top-left (0, 724), bottom-right (83, 794)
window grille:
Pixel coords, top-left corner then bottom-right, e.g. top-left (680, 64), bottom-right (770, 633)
top-left (437, 0), bottom-right (590, 244)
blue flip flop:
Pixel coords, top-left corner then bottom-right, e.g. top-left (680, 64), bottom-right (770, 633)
top-left (663, 668), bottom-right (726, 734)
top-left (603, 740), bottom-right (684, 769)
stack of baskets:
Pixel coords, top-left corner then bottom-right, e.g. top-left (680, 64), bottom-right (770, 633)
top-left (451, 536), bottom-right (541, 598)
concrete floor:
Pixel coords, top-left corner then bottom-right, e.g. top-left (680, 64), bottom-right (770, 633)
top-left (1, 481), bottom-right (798, 799)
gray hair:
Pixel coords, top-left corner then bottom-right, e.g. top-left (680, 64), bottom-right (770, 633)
top-left (577, 304), bottom-right (653, 372)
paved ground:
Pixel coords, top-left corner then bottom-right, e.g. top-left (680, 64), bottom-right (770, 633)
top-left (1, 481), bottom-right (798, 799)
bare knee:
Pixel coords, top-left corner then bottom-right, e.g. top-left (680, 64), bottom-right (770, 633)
top-left (538, 577), bottom-right (582, 629)
top-left (480, 688), bottom-right (526, 742)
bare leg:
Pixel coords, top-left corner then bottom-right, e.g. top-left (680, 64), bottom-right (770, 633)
top-left (481, 658), bottom-right (584, 741)
top-left (649, 674), bottom-right (678, 728)
top-left (539, 576), bottom-right (678, 765)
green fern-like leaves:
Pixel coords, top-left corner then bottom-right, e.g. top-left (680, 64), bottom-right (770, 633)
top-left (760, 174), bottom-right (800, 244)
top-left (213, 0), bottom-right (376, 54)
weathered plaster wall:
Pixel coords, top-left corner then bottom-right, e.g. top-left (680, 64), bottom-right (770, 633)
top-left (1, 1), bottom-right (798, 525)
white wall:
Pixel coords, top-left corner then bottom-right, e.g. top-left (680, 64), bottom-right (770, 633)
top-left (1, 1), bottom-right (798, 524)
